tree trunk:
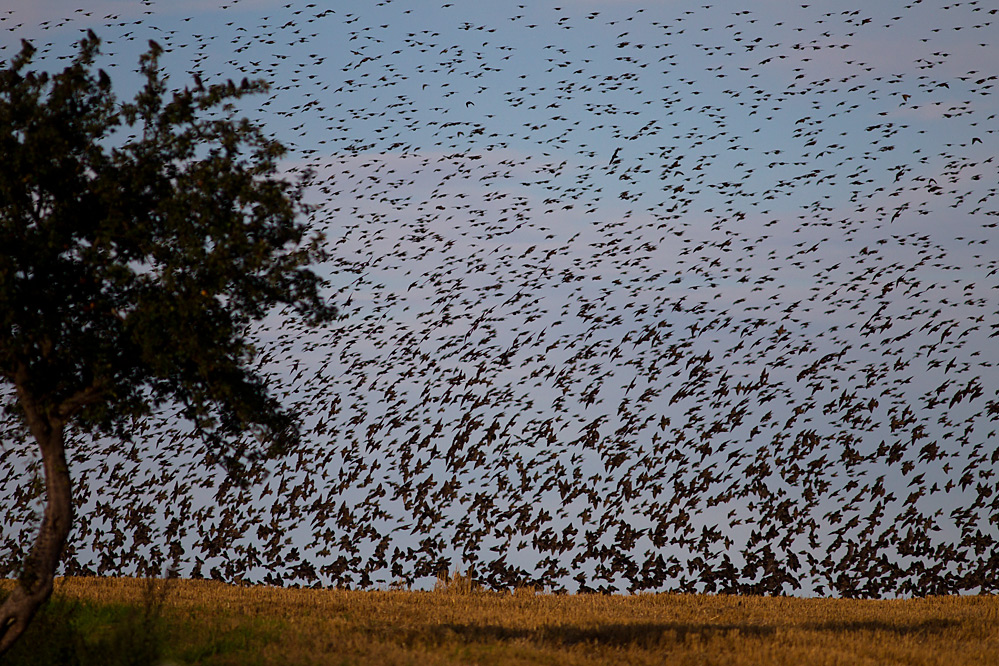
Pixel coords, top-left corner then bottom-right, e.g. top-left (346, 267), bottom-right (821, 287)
top-left (0, 385), bottom-right (73, 655)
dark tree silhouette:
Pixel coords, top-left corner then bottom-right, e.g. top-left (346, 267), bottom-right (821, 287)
top-left (0, 32), bottom-right (335, 653)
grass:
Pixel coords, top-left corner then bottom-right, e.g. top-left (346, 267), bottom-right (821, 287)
top-left (1, 576), bottom-right (996, 665)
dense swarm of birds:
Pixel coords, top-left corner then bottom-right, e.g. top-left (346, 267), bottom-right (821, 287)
top-left (2, 0), bottom-right (998, 597)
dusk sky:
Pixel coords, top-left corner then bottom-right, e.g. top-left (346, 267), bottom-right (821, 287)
top-left (2, 0), bottom-right (997, 595)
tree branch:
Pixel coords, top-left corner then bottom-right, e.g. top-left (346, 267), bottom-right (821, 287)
top-left (57, 381), bottom-right (107, 420)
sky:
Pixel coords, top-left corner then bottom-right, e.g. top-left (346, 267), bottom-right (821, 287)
top-left (1, 0), bottom-right (998, 596)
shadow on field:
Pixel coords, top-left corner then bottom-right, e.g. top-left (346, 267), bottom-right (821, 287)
top-left (434, 617), bottom-right (960, 647)
top-left (436, 622), bottom-right (777, 647)
top-left (805, 619), bottom-right (959, 635)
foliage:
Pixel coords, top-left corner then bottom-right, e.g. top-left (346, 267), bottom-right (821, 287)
top-left (0, 31), bottom-right (335, 470)
top-left (434, 569), bottom-right (484, 596)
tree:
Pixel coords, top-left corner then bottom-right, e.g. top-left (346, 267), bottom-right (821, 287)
top-left (0, 31), bottom-right (336, 653)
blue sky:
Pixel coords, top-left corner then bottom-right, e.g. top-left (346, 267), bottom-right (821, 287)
top-left (2, 0), bottom-right (997, 595)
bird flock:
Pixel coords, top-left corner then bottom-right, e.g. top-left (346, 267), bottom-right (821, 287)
top-left (2, 0), bottom-right (998, 596)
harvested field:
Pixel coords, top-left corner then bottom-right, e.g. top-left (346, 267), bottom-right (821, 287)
top-left (3, 577), bottom-right (996, 665)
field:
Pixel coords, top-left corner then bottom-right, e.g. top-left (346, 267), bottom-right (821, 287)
top-left (2, 577), bottom-right (997, 665)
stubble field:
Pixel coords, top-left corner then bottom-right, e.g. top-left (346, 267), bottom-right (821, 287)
top-left (2, 577), bottom-right (996, 665)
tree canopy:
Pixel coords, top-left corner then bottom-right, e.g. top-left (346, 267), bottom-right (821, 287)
top-left (0, 32), bottom-right (335, 652)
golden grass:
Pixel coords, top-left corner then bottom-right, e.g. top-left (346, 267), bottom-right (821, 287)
top-left (3, 577), bottom-right (997, 665)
